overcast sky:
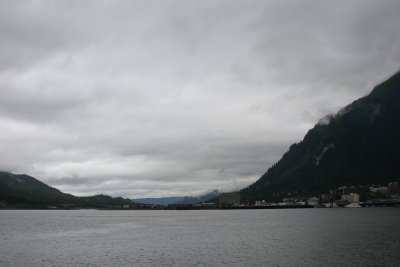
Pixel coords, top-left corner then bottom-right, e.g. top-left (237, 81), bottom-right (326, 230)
top-left (1, 0), bottom-right (400, 198)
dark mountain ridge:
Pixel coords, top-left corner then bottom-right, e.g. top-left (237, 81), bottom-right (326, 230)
top-left (0, 171), bottom-right (132, 208)
top-left (240, 70), bottom-right (400, 203)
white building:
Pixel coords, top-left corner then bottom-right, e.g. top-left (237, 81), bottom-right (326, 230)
top-left (370, 186), bottom-right (389, 194)
top-left (341, 193), bottom-right (360, 203)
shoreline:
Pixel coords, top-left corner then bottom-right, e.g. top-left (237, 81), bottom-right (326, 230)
top-left (2, 203), bottom-right (400, 211)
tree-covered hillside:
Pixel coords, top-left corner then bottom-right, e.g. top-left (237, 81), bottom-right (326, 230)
top-left (241, 71), bottom-right (400, 203)
top-left (0, 171), bottom-right (132, 208)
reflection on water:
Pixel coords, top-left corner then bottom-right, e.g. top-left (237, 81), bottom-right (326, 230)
top-left (1, 209), bottom-right (399, 266)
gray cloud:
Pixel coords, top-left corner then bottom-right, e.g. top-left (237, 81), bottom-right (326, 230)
top-left (0, 0), bottom-right (399, 198)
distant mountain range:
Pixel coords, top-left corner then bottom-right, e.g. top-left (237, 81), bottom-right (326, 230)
top-left (0, 171), bottom-right (132, 208)
top-left (240, 70), bottom-right (400, 203)
top-left (131, 197), bottom-right (184, 206)
top-left (175, 190), bottom-right (220, 205)
top-left (132, 190), bottom-right (220, 205)
top-left (0, 170), bottom-right (220, 208)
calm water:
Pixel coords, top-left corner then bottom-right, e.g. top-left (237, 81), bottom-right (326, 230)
top-left (1, 208), bottom-right (399, 266)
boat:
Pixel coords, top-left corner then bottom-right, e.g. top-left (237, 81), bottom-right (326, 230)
top-left (325, 202), bottom-right (337, 208)
top-left (345, 202), bottom-right (362, 208)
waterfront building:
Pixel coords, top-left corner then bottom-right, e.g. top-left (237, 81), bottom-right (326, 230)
top-left (341, 193), bottom-right (360, 203)
top-left (370, 186), bottom-right (389, 194)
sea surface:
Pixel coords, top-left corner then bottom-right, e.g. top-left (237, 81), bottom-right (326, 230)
top-left (1, 208), bottom-right (399, 266)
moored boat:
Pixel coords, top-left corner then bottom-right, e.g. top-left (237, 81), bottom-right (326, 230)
top-left (345, 202), bottom-right (362, 208)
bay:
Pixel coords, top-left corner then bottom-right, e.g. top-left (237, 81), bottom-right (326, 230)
top-left (1, 208), bottom-right (399, 266)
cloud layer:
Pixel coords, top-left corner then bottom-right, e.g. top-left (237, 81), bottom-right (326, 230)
top-left (1, 0), bottom-right (400, 198)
